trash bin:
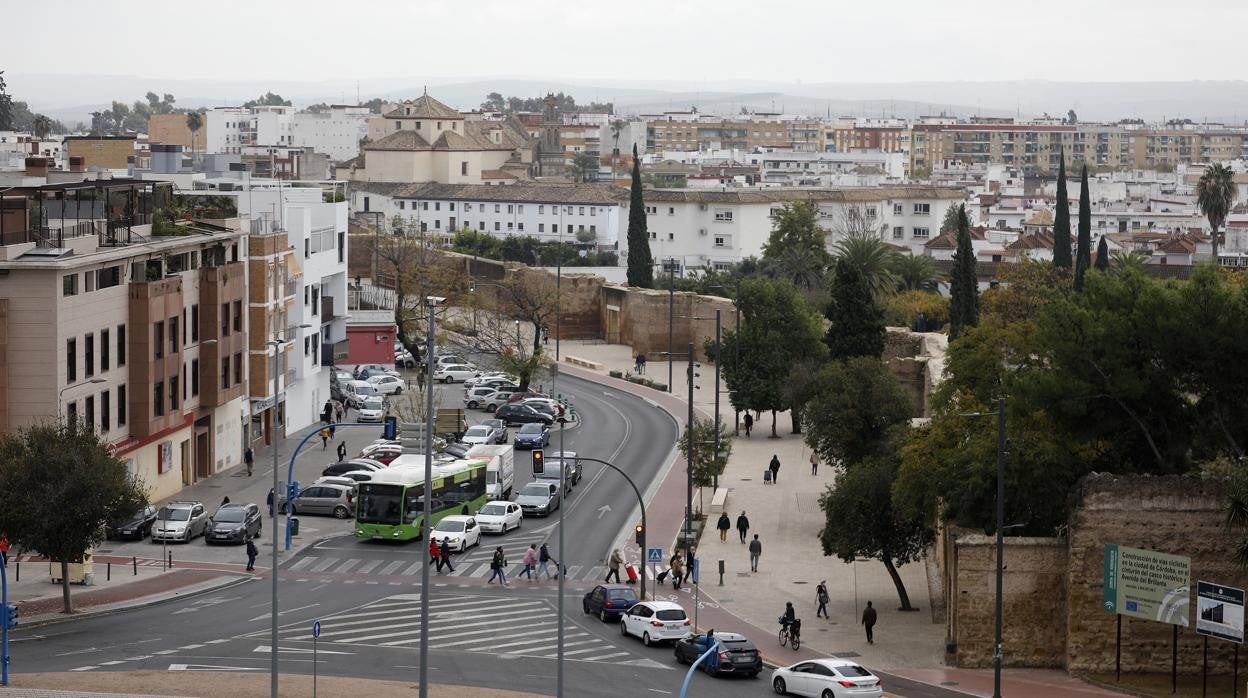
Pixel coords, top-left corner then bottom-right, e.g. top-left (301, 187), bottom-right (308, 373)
top-left (50, 551), bottom-right (94, 584)
top-left (289, 517), bottom-right (300, 536)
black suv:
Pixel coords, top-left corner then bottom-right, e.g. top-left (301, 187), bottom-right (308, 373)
top-left (206, 503), bottom-right (262, 544)
top-left (674, 632), bottom-right (762, 677)
top-left (107, 505), bottom-right (159, 540)
top-left (495, 403), bottom-right (554, 426)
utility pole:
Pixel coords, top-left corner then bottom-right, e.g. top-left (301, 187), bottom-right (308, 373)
top-left (685, 342), bottom-right (696, 562)
top-left (732, 282), bottom-right (741, 436)
top-left (668, 266), bottom-right (675, 393)
top-left (993, 397), bottom-right (1006, 698)
top-left (713, 310), bottom-right (721, 490)
top-left (419, 296), bottom-right (443, 698)
top-left (268, 339), bottom-right (281, 698)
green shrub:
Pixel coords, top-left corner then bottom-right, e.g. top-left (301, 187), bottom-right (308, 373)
top-left (884, 290), bottom-right (949, 332)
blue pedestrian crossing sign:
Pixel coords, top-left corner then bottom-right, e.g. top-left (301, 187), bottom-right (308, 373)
top-left (647, 547), bottom-right (663, 564)
top-left (312, 620), bottom-right (321, 639)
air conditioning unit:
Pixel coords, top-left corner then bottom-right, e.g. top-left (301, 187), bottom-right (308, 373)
top-left (699, 203), bottom-right (708, 211)
top-left (699, 228), bottom-right (707, 236)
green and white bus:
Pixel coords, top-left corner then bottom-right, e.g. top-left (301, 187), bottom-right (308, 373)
top-left (353, 459), bottom-right (488, 542)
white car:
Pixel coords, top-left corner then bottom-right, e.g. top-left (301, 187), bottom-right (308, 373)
top-left (357, 395), bottom-right (386, 423)
top-left (366, 374), bottom-right (406, 395)
top-left (475, 501), bottom-right (522, 533)
top-left (465, 373), bottom-right (516, 389)
top-left (436, 355), bottom-right (469, 367)
top-left (430, 515), bottom-right (481, 552)
top-left (434, 364), bottom-right (478, 383)
top-left (619, 601), bottom-right (690, 646)
top-left (463, 386), bottom-right (501, 409)
top-left (771, 659), bottom-right (884, 698)
top-left (462, 424), bottom-right (497, 445)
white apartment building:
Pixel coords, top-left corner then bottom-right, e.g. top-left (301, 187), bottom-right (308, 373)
top-left (291, 106), bottom-right (372, 163)
top-left (748, 150), bottom-right (908, 186)
top-left (206, 106), bottom-right (296, 155)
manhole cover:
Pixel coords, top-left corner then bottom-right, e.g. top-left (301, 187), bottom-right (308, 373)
top-left (736, 572), bottom-right (751, 577)
top-left (740, 478), bottom-right (752, 481)
top-left (793, 581), bottom-right (809, 585)
top-left (830, 651), bottom-right (860, 658)
top-left (940, 681), bottom-right (959, 686)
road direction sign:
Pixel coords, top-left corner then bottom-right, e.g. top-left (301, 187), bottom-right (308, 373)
top-left (1197, 581), bottom-right (1245, 643)
top-left (647, 547), bottom-right (663, 564)
top-left (1103, 544), bottom-right (1191, 626)
top-left (312, 620), bottom-right (321, 639)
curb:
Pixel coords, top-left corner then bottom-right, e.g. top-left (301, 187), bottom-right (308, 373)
top-left (16, 574), bottom-right (253, 630)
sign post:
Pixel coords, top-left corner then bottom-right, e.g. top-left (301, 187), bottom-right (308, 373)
top-left (1196, 581), bottom-right (1245, 698)
top-left (312, 619), bottom-right (321, 698)
top-left (1104, 544), bottom-right (1192, 692)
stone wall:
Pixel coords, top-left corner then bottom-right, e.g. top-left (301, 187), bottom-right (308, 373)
top-left (1066, 473), bottom-right (1248, 675)
top-left (612, 287), bottom-right (734, 362)
top-left (950, 534), bottom-right (1068, 668)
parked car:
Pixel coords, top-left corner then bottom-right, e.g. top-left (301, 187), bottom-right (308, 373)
top-left (357, 395), bottom-right (387, 423)
top-left (480, 386), bottom-right (522, 410)
top-left (482, 418), bottom-right (509, 443)
top-left (284, 482), bottom-right (356, 519)
top-left (205, 503), bottom-right (262, 545)
top-left (151, 501), bottom-right (210, 543)
top-left (314, 476), bottom-right (360, 489)
top-left (108, 505), bottom-right (159, 540)
top-left (620, 601), bottom-right (691, 646)
top-left (358, 444), bottom-right (402, 464)
top-left (475, 500), bottom-right (522, 533)
top-left (344, 380), bottom-right (381, 409)
top-left (395, 349), bottom-right (417, 368)
top-left (548, 451), bottom-right (582, 485)
top-left (322, 459), bottom-right (384, 477)
top-left (495, 403), bottom-right (554, 426)
top-left (464, 386), bottom-right (501, 410)
top-left (520, 399), bottom-right (561, 422)
top-left (770, 659), bottom-right (882, 697)
top-left (443, 442), bottom-right (473, 459)
top-left (675, 632), bottom-right (762, 677)
top-left (336, 470), bottom-right (375, 483)
top-left (435, 354), bottom-right (469, 367)
top-left (434, 364), bottom-right (479, 383)
top-left (465, 373), bottom-right (516, 389)
top-left (506, 390), bottom-right (550, 404)
top-left (359, 440), bottom-right (400, 457)
top-left (515, 482), bottom-right (559, 517)
top-left (582, 584), bottom-right (640, 622)
top-left (430, 515), bottom-right (481, 552)
top-left (366, 374), bottom-right (405, 395)
top-left (514, 422), bottom-right (550, 450)
top-left (354, 364), bottom-right (399, 380)
top-left (462, 424), bottom-right (501, 446)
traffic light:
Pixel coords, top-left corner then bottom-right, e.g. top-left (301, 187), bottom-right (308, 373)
top-left (383, 416), bottom-right (398, 440)
top-left (1, 602), bottom-right (17, 629)
top-left (635, 524), bottom-right (644, 546)
top-left (532, 450), bottom-right (544, 474)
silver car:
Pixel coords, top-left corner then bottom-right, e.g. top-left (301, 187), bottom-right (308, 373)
top-left (286, 482), bottom-right (356, 519)
top-left (151, 501), bottom-right (210, 543)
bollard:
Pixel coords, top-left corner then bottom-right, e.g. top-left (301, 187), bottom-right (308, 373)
top-left (133, 556), bottom-right (137, 576)
top-left (167, 550), bottom-right (173, 568)
top-left (718, 559), bottom-right (725, 586)
top-left (107, 562), bottom-right (111, 581)
top-left (14, 561), bottom-right (18, 582)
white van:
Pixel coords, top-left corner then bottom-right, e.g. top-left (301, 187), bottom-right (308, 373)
top-left (467, 444), bottom-right (515, 500)
top-left (345, 380), bottom-right (380, 409)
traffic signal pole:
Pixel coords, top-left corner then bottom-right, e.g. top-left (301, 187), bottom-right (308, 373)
top-left (2, 549), bottom-right (11, 686)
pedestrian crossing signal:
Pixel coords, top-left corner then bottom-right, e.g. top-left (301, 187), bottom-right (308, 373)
top-left (1, 602), bottom-right (17, 629)
top-left (635, 524), bottom-right (644, 546)
top-left (532, 450), bottom-right (544, 474)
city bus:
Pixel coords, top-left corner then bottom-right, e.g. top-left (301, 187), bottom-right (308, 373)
top-left (353, 458), bottom-right (488, 542)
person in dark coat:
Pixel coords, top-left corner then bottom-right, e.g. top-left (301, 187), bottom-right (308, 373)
top-left (245, 537), bottom-right (259, 571)
top-left (743, 412), bottom-right (753, 437)
top-left (862, 601), bottom-right (878, 644)
top-left (266, 488), bottom-right (275, 518)
top-left (439, 537), bottom-right (455, 573)
top-left (716, 512), bottom-right (731, 542)
top-left (336, 441), bottom-right (348, 462)
top-left (244, 447), bottom-right (254, 476)
top-left (769, 454), bottom-right (781, 484)
top-left (735, 511), bottom-right (750, 543)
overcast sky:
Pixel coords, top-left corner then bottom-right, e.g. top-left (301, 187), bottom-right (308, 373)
top-left (6, 0), bottom-right (1247, 85)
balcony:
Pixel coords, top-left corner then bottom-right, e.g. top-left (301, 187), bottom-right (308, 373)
top-left (0, 180), bottom-right (167, 248)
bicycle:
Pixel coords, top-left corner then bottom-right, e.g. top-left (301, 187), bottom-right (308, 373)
top-left (778, 618), bottom-right (801, 650)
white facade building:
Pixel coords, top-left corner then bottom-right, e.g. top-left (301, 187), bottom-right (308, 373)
top-left (291, 106), bottom-right (372, 163)
top-left (206, 106), bottom-right (296, 155)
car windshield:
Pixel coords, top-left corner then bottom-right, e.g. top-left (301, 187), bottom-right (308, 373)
top-left (486, 472), bottom-right (498, 484)
top-left (520, 484), bottom-right (551, 497)
top-left (519, 424), bottom-right (544, 434)
top-left (356, 483), bottom-right (403, 524)
top-left (465, 426), bottom-right (490, 437)
top-left (215, 509), bottom-right (245, 523)
top-left (361, 397), bottom-right (384, 409)
top-left (160, 508), bottom-right (190, 521)
top-left (836, 665), bottom-right (871, 677)
top-left (607, 590), bottom-right (638, 601)
top-left (656, 609), bottom-right (686, 620)
top-left (433, 519), bottom-right (466, 532)
top-left (484, 420), bottom-right (504, 429)
top-left (480, 504), bottom-right (506, 515)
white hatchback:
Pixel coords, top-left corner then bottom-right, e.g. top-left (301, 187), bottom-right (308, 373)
top-left (434, 364), bottom-right (478, 383)
top-left (475, 501), bottom-right (522, 534)
top-left (431, 515), bottom-right (481, 552)
top-left (619, 601), bottom-right (691, 646)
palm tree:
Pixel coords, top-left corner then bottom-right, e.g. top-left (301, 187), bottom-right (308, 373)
top-left (185, 111), bottom-right (204, 153)
top-left (1196, 163), bottom-right (1236, 264)
top-left (1110, 249), bottom-right (1149, 274)
top-left (764, 245), bottom-right (827, 291)
top-left (32, 114), bottom-right (52, 140)
top-left (609, 118), bottom-right (627, 179)
top-left (889, 253), bottom-right (939, 293)
top-left (832, 237), bottom-right (899, 301)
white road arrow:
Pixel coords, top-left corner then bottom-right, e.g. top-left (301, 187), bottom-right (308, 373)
top-left (597, 504), bottom-right (612, 519)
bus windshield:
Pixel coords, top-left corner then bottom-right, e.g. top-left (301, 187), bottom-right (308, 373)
top-left (357, 484), bottom-right (404, 525)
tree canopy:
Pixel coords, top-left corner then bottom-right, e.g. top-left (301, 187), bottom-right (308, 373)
top-left (803, 357), bottom-right (913, 466)
top-left (824, 259), bottom-right (885, 361)
top-left (625, 144), bottom-right (654, 288)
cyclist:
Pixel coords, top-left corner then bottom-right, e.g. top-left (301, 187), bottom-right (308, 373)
top-left (780, 601), bottom-right (798, 638)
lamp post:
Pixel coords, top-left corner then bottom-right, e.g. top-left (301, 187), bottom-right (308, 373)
top-left (419, 296), bottom-right (445, 698)
top-left (713, 310), bottom-right (721, 489)
top-left (668, 263), bottom-right (675, 393)
top-left (58, 378), bottom-right (106, 417)
top-left (685, 342), bottom-right (696, 563)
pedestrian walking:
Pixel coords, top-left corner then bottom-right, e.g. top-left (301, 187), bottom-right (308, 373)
top-left (322, 400), bottom-right (333, 423)
top-left (336, 441), bottom-right (347, 462)
top-left (816, 580), bottom-right (830, 619)
top-left (810, 452), bottom-right (819, 476)
top-left (334, 400), bottom-right (345, 423)
top-left (439, 538), bottom-right (455, 573)
top-left (328, 424), bottom-right (336, 439)
top-left (244, 447), bottom-right (255, 477)
top-left (862, 601), bottom-right (878, 644)
top-left (266, 488), bottom-right (275, 518)
top-left (221, 496), bottom-right (231, 508)
top-left (320, 427), bottom-right (330, 450)
top-left (245, 537), bottom-right (258, 571)
top-left (521, 544), bottom-right (538, 580)
top-left (717, 512), bottom-right (731, 542)
top-left (769, 454), bottom-right (781, 484)
top-left (743, 412), bottom-right (753, 437)
top-left (537, 542), bottom-right (556, 579)
top-left (748, 534), bottom-right (762, 572)
top-left (736, 510), bottom-right (750, 543)
top-left (0, 534), bottom-right (9, 565)
top-left (606, 548), bottom-right (623, 583)
top-left (670, 553), bottom-right (684, 590)
top-left (429, 538), bottom-right (442, 572)
top-left (488, 546), bottom-right (508, 585)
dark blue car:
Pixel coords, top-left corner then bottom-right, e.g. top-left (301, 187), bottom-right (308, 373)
top-left (514, 423), bottom-right (550, 450)
top-left (583, 584), bottom-right (640, 622)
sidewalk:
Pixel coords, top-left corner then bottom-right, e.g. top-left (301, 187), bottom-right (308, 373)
top-left (555, 340), bottom-right (1128, 698)
top-left (3, 671), bottom-right (543, 697)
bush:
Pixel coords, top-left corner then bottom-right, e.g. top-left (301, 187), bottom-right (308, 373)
top-left (884, 290), bottom-right (949, 332)
top-left (609, 370), bottom-right (623, 378)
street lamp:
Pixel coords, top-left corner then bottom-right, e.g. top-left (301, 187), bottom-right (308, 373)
top-left (419, 296), bottom-right (445, 698)
top-left (58, 378), bottom-right (106, 417)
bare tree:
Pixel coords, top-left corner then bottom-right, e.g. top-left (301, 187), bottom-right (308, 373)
top-left (459, 271), bottom-right (558, 390)
top-left (829, 203), bottom-right (888, 244)
top-left (373, 222), bottom-right (471, 345)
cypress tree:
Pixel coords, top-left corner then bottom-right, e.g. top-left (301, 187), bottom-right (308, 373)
top-left (824, 259), bottom-right (885, 360)
top-left (1052, 153), bottom-right (1073, 269)
top-left (1074, 165), bottom-right (1092, 291)
top-left (625, 143), bottom-right (654, 288)
top-left (1094, 235), bottom-right (1110, 272)
top-left (948, 205), bottom-right (979, 340)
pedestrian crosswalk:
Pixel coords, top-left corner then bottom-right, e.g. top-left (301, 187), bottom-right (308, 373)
top-left (264, 593), bottom-right (640, 663)
top-left (284, 530), bottom-right (620, 583)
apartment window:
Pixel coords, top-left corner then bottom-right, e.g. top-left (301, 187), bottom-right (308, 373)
top-left (233, 352), bottom-right (242, 385)
top-left (590, 225), bottom-right (596, 234)
top-left (668, 233), bottom-right (674, 241)
top-left (893, 226), bottom-right (905, 239)
top-left (893, 203), bottom-right (904, 217)
top-left (567, 225), bottom-right (573, 234)
top-left (435, 202), bottom-right (441, 211)
top-left (169, 375), bottom-right (179, 411)
top-left (506, 204), bottom-right (513, 214)
top-left (304, 285), bottom-right (309, 305)
top-left (117, 384), bottom-right (126, 426)
top-left (169, 317), bottom-right (179, 355)
top-left (181, 308), bottom-right (187, 345)
top-left (221, 358), bottom-right (229, 390)
top-left (66, 401), bottom-right (77, 425)
top-left (539, 205), bottom-right (545, 214)
top-left (714, 209), bottom-right (733, 222)
top-left (649, 232), bottom-right (657, 240)
top-left (221, 303), bottom-right (230, 336)
top-left (84, 332), bottom-right (95, 377)
top-left (866, 206), bottom-right (877, 218)
top-left (913, 227), bottom-right (930, 239)
top-left (578, 225), bottom-right (585, 232)
top-left (494, 222), bottom-right (500, 231)
top-left (63, 274), bottom-right (78, 296)
top-left (100, 390), bottom-right (110, 432)
top-left (312, 334), bottom-right (319, 363)
top-left (153, 321), bottom-right (164, 359)
top-left (398, 201), bottom-right (405, 210)
top-left (98, 266), bottom-right (121, 289)
top-left (494, 204), bottom-right (500, 213)
top-left (479, 204), bottom-right (485, 212)
top-left (538, 223), bottom-right (545, 233)
top-left (182, 361), bottom-right (187, 401)
top-left (592, 207), bottom-right (598, 216)
top-left (517, 205), bottom-right (524, 214)
top-left (913, 203), bottom-right (931, 215)
top-left (714, 235), bottom-right (726, 247)
top-left (311, 288), bottom-right (319, 316)
top-left (338, 232), bottom-right (345, 264)
top-left (233, 300), bottom-right (242, 332)
top-left (191, 305), bottom-right (199, 341)
top-left (66, 338), bottom-right (77, 382)
top-left (84, 271), bottom-right (96, 292)
top-left (85, 395), bottom-right (95, 428)
top-left (518, 223), bottom-right (525, 232)
top-left (579, 207), bottom-right (585, 215)
top-left (461, 161), bottom-right (468, 175)
top-left (153, 381), bottom-right (165, 417)
top-left (304, 238), bottom-right (310, 258)
top-left (479, 221), bottom-right (485, 231)
top-left (422, 202), bottom-right (429, 210)
top-left (117, 324), bottom-right (126, 366)
top-left (191, 359), bottom-right (200, 396)
top-left (304, 336), bottom-right (310, 356)
top-left (450, 202), bottom-right (456, 211)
